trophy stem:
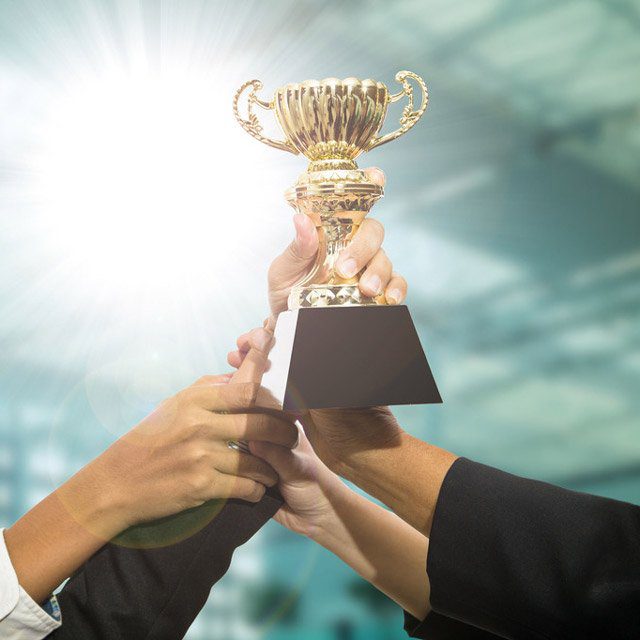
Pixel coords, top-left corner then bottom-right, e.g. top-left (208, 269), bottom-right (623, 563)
top-left (286, 166), bottom-right (385, 309)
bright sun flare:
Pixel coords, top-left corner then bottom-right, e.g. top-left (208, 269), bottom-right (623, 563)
top-left (33, 69), bottom-right (245, 290)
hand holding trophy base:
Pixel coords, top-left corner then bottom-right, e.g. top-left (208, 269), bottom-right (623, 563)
top-left (233, 72), bottom-right (441, 411)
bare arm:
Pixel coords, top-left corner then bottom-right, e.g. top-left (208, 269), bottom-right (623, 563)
top-left (4, 455), bottom-right (127, 604)
top-left (250, 431), bottom-right (430, 620)
top-left (312, 478), bottom-right (430, 619)
top-left (314, 420), bottom-right (458, 536)
top-left (4, 358), bottom-right (296, 605)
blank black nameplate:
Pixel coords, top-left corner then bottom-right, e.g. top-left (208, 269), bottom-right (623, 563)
top-left (262, 305), bottom-right (442, 411)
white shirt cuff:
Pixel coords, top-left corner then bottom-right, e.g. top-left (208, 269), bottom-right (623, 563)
top-left (0, 529), bottom-right (62, 639)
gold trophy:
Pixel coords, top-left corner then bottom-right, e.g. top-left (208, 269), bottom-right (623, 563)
top-left (233, 72), bottom-right (441, 410)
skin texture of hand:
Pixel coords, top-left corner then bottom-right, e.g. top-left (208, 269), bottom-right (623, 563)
top-left (251, 428), bottom-right (431, 620)
top-left (229, 189), bottom-right (456, 537)
top-left (4, 340), bottom-right (294, 605)
top-left (229, 327), bottom-right (458, 536)
top-left (301, 409), bottom-right (458, 536)
top-left (263, 167), bottom-right (408, 318)
top-left (249, 425), bottom-right (344, 538)
top-left (228, 173), bottom-right (407, 368)
top-left (93, 373), bottom-right (296, 529)
top-left (229, 329), bottom-right (404, 472)
top-left (302, 406), bottom-right (404, 474)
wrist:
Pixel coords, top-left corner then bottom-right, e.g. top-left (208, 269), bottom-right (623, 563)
top-left (308, 407), bottom-right (406, 479)
top-left (57, 445), bottom-right (133, 539)
top-left (337, 428), bottom-right (412, 485)
top-left (305, 476), bottom-right (358, 547)
top-left (338, 431), bottom-right (458, 535)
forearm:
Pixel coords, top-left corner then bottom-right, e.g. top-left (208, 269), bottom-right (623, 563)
top-left (52, 492), bottom-right (282, 640)
top-left (338, 432), bottom-right (457, 537)
top-left (312, 480), bottom-right (430, 620)
top-left (4, 455), bottom-right (127, 604)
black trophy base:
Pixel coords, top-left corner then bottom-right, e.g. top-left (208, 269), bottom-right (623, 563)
top-left (261, 305), bottom-right (442, 411)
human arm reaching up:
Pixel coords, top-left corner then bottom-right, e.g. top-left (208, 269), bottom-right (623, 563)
top-left (251, 426), bottom-right (430, 620)
top-left (233, 207), bottom-right (640, 640)
top-left (2, 357), bottom-right (296, 639)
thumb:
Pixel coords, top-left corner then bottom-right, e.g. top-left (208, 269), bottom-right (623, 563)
top-left (250, 440), bottom-right (298, 481)
top-left (292, 213), bottom-right (319, 258)
top-left (269, 214), bottom-right (318, 286)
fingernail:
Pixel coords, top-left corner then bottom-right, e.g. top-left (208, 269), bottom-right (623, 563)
top-left (364, 274), bottom-right (382, 295)
top-left (368, 167), bottom-right (385, 185)
top-left (338, 257), bottom-right (358, 278)
top-left (293, 214), bottom-right (305, 247)
top-left (293, 213), bottom-right (305, 231)
top-left (386, 288), bottom-right (402, 305)
top-left (293, 214), bottom-right (318, 258)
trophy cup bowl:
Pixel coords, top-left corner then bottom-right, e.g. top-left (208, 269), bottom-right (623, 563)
top-left (233, 71), bottom-right (441, 410)
top-left (272, 77), bottom-right (390, 162)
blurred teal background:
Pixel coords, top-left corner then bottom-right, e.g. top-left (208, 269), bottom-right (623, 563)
top-left (1, 1), bottom-right (639, 638)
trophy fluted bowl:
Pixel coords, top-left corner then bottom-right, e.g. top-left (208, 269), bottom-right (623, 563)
top-left (233, 70), bottom-right (429, 168)
top-left (273, 78), bottom-right (389, 161)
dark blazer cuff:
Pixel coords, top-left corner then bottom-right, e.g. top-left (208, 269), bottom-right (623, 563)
top-left (425, 458), bottom-right (640, 639)
top-left (404, 610), bottom-right (503, 639)
top-left (427, 457), bottom-right (537, 637)
top-left (427, 458), bottom-right (568, 639)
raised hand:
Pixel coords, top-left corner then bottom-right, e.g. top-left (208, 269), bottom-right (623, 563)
top-left (250, 426), bottom-right (431, 621)
top-left (77, 341), bottom-right (297, 535)
top-left (266, 168), bottom-right (407, 316)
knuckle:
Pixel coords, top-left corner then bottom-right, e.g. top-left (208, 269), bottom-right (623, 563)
top-left (238, 382), bottom-right (259, 406)
top-left (365, 218), bottom-right (385, 242)
top-left (233, 413), bottom-right (250, 438)
top-left (251, 413), bottom-right (267, 434)
top-left (246, 481), bottom-right (265, 502)
top-left (182, 449), bottom-right (209, 478)
top-left (187, 472), bottom-right (209, 496)
top-left (189, 443), bottom-right (209, 465)
top-left (283, 423), bottom-right (299, 448)
top-left (379, 250), bottom-right (392, 270)
top-left (236, 332), bottom-right (251, 350)
top-left (176, 387), bottom-right (196, 409)
top-left (286, 236), bottom-right (315, 262)
top-left (185, 409), bottom-right (207, 433)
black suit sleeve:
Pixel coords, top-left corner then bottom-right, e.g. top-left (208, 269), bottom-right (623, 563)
top-left (50, 489), bottom-right (281, 640)
top-left (405, 458), bottom-right (640, 640)
top-left (404, 611), bottom-right (505, 638)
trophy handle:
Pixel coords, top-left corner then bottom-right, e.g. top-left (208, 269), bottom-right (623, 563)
top-left (233, 79), bottom-right (298, 154)
top-left (367, 71), bottom-right (429, 151)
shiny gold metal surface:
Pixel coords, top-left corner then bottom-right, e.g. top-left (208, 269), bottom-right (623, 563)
top-left (233, 71), bottom-right (429, 309)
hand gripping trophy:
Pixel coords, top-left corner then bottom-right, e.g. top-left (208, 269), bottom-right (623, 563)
top-left (233, 71), bottom-right (441, 411)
